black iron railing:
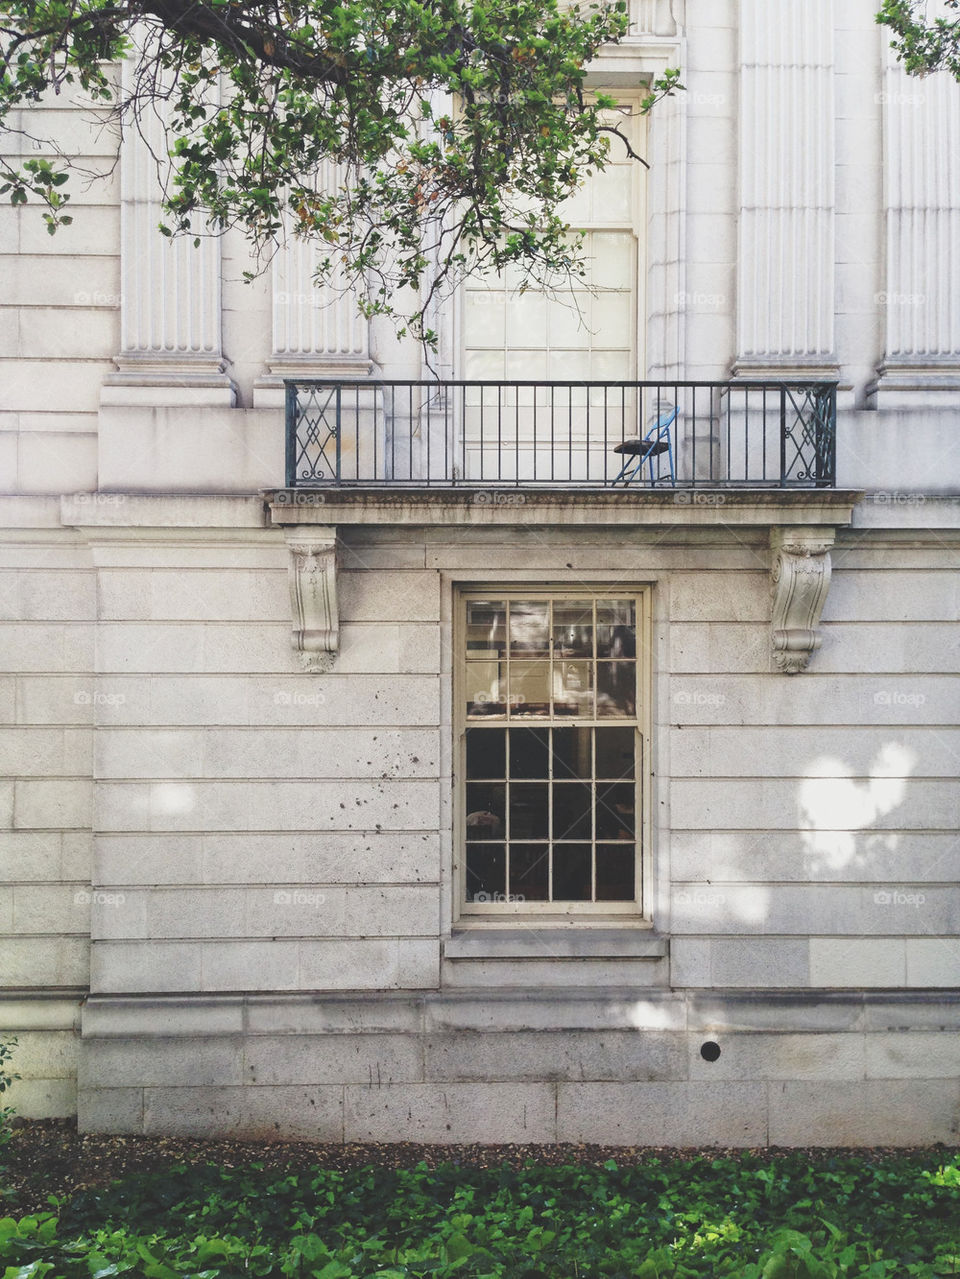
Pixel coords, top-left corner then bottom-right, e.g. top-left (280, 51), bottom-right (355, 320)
top-left (285, 380), bottom-right (837, 489)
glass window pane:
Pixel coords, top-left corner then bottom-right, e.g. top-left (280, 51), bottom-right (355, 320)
top-left (467, 601), bottom-right (506, 655)
top-left (466, 844), bottom-right (505, 902)
top-left (596, 844), bottom-right (636, 901)
top-left (552, 727), bottom-right (592, 781)
top-left (553, 659), bottom-right (594, 717)
top-left (510, 782), bottom-right (549, 839)
top-left (466, 660), bottom-right (505, 718)
top-left (553, 782), bottom-right (592, 841)
top-left (553, 844), bottom-right (592, 901)
top-left (465, 784), bottom-right (505, 840)
top-left (553, 601), bottom-right (594, 656)
top-left (463, 290), bottom-right (506, 348)
top-left (509, 601), bottom-right (550, 655)
top-left (463, 591), bottom-right (642, 914)
top-left (509, 727), bottom-right (550, 778)
top-left (595, 727), bottom-right (635, 779)
top-left (510, 661), bottom-right (551, 716)
top-left (466, 728), bottom-right (505, 779)
top-left (510, 844), bottom-right (549, 901)
top-left (597, 600), bottom-right (636, 658)
top-left (596, 782), bottom-right (634, 839)
top-left (597, 661), bottom-right (636, 717)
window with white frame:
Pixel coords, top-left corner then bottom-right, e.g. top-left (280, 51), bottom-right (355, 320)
top-left (461, 100), bottom-right (644, 383)
top-left (458, 588), bottom-right (649, 916)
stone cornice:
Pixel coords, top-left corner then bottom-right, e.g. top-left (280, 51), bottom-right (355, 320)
top-left (264, 487), bottom-right (863, 529)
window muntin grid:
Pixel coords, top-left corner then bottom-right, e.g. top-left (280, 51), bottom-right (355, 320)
top-left (460, 593), bottom-right (645, 912)
top-left (466, 597), bottom-right (637, 720)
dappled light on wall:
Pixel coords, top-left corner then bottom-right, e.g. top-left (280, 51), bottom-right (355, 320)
top-left (798, 743), bottom-right (917, 872)
top-left (150, 782), bottom-right (198, 818)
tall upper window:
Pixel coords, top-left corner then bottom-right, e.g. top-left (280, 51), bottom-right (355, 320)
top-left (461, 100), bottom-right (644, 383)
top-left (458, 589), bottom-right (649, 917)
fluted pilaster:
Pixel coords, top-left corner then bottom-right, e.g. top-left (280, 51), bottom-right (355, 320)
top-left (736, 0), bottom-right (837, 377)
top-left (255, 162), bottom-right (372, 405)
top-left (646, 88), bottom-right (687, 382)
top-left (633, 0), bottom-right (678, 37)
top-left (871, 26), bottom-right (960, 405)
top-left (104, 59), bottom-right (233, 405)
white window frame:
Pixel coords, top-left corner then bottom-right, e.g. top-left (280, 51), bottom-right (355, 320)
top-left (457, 91), bottom-right (648, 383)
top-left (454, 585), bottom-right (652, 922)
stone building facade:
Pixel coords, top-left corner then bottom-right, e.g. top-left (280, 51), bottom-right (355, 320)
top-left (1, 0), bottom-right (959, 1144)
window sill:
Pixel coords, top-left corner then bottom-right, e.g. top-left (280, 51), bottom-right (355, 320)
top-left (444, 928), bottom-right (668, 961)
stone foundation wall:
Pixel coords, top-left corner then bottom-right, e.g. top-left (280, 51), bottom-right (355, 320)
top-left (76, 992), bottom-right (960, 1146)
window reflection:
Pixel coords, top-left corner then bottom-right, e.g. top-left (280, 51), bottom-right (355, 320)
top-left (553, 601), bottom-right (594, 657)
top-left (510, 661), bottom-right (551, 714)
top-left (463, 595), bottom-right (642, 907)
top-left (597, 600), bottom-right (636, 658)
top-left (509, 601), bottom-right (550, 654)
top-left (466, 600), bottom-right (506, 655)
top-left (597, 662), bottom-right (636, 716)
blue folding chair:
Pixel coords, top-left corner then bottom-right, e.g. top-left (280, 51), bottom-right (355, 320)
top-left (612, 404), bottom-right (678, 486)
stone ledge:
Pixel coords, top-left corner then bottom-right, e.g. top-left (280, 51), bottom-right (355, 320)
top-left (851, 493), bottom-right (960, 530)
top-left (0, 496), bottom-right (65, 529)
top-left (60, 494), bottom-right (269, 529)
top-left (0, 993), bottom-right (85, 1031)
top-left (264, 488), bottom-right (863, 529)
top-left (78, 989), bottom-right (960, 1039)
top-left (444, 929), bottom-right (668, 961)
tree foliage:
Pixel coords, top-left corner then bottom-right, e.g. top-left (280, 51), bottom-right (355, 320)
top-left (877, 0), bottom-right (960, 79)
top-left (0, 1035), bottom-right (19, 1151)
top-left (0, 1), bottom-right (681, 339)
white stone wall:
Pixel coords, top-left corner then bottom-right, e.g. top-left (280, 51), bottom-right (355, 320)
top-left (1, 500), bottom-right (958, 1139)
top-left (0, 90), bottom-right (119, 493)
top-left (80, 520), bottom-right (441, 998)
top-left (668, 526), bottom-right (960, 989)
top-left (0, 499), bottom-right (94, 1114)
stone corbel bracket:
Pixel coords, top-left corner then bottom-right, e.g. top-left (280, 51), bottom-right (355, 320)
top-left (770, 527), bottom-right (835, 674)
top-left (285, 526), bottom-right (339, 671)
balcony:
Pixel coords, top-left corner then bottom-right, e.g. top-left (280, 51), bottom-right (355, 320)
top-left (285, 380), bottom-right (837, 490)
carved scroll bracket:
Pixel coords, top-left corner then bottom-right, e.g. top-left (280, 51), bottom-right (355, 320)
top-left (285, 526), bottom-right (340, 672)
top-left (770, 526), bottom-right (835, 674)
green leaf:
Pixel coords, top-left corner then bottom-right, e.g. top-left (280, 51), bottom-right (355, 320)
top-left (445, 1232), bottom-right (475, 1261)
top-left (313, 1263), bottom-right (353, 1279)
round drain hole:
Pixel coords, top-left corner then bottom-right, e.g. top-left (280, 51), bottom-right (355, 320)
top-left (700, 1040), bottom-right (721, 1062)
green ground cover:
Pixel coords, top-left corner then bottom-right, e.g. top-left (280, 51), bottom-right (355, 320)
top-left (2, 1151), bottom-right (959, 1278)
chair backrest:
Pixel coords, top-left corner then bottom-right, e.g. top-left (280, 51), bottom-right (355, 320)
top-left (645, 404), bottom-right (679, 440)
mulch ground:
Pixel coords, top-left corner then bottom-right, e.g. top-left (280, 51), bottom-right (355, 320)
top-left (2, 1118), bottom-right (955, 1216)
